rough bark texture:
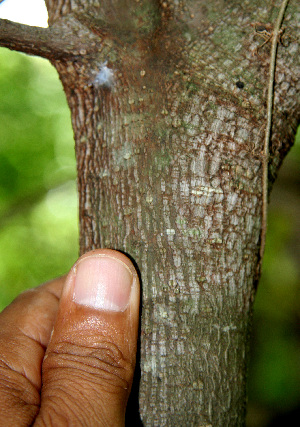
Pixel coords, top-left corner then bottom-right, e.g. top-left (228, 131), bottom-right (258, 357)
top-left (1, 0), bottom-right (299, 425)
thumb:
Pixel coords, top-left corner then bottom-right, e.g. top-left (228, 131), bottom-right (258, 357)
top-left (35, 249), bottom-right (140, 426)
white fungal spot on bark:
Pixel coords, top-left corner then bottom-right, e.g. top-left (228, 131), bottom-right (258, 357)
top-left (166, 228), bottom-right (176, 235)
top-left (146, 194), bottom-right (153, 204)
top-left (94, 62), bottom-right (114, 88)
top-left (191, 186), bottom-right (223, 196)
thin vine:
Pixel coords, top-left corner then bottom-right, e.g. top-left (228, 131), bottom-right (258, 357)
top-left (259, 0), bottom-right (290, 268)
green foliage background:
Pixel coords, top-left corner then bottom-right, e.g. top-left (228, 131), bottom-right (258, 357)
top-left (0, 48), bottom-right (299, 425)
top-left (0, 49), bottom-right (78, 307)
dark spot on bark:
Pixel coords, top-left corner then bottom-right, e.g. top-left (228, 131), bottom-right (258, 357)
top-left (236, 81), bottom-right (244, 89)
top-left (256, 25), bottom-right (267, 33)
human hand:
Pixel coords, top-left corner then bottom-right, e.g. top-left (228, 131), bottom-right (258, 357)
top-left (0, 249), bottom-right (140, 426)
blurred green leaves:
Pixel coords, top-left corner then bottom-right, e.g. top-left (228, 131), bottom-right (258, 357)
top-left (0, 48), bottom-right (78, 309)
top-left (247, 128), bottom-right (300, 424)
top-left (248, 212), bottom-right (300, 408)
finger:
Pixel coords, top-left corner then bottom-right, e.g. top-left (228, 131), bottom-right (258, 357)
top-left (0, 275), bottom-right (66, 425)
top-left (35, 249), bottom-right (140, 426)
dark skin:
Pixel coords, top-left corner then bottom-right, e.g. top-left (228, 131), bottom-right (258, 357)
top-left (0, 249), bottom-right (140, 426)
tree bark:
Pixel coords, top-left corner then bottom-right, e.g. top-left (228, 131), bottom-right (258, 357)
top-left (1, 0), bottom-right (299, 425)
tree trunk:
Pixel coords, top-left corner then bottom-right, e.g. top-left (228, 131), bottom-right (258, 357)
top-left (1, 0), bottom-right (299, 424)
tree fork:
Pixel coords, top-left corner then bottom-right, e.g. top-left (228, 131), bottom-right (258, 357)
top-left (0, 0), bottom-right (298, 425)
top-left (0, 16), bottom-right (100, 59)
